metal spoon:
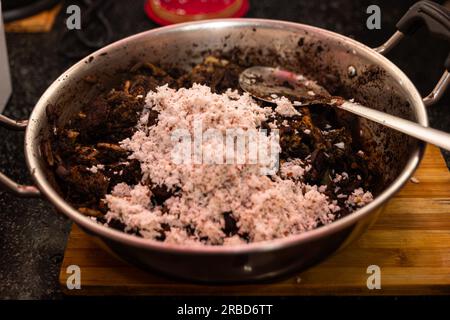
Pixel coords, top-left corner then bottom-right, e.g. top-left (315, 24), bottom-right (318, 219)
top-left (239, 66), bottom-right (450, 151)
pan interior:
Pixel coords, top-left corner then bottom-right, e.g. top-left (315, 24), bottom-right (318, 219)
top-left (27, 20), bottom-right (425, 247)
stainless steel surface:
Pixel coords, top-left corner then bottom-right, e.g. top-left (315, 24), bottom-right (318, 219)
top-left (375, 30), bottom-right (450, 107)
top-left (423, 70), bottom-right (450, 106)
top-left (373, 30), bottom-right (405, 55)
top-left (240, 66), bottom-right (450, 151)
top-left (0, 114), bottom-right (28, 130)
top-left (1, 19), bottom-right (441, 281)
top-left (239, 65), bottom-right (329, 104)
top-left (0, 171), bottom-right (41, 197)
top-left (339, 101), bottom-right (450, 150)
top-left (0, 114), bottom-right (40, 196)
top-left (0, 2), bottom-right (12, 112)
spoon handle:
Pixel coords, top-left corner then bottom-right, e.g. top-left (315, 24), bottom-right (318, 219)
top-left (338, 101), bottom-right (450, 151)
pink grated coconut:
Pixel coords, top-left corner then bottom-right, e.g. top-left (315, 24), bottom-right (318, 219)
top-left (101, 84), bottom-right (373, 246)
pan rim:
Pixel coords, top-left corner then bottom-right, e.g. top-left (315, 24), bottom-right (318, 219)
top-left (24, 18), bottom-right (427, 254)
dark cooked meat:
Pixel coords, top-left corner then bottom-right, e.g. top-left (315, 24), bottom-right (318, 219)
top-left (176, 56), bottom-right (243, 93)
top-left (44, 54), bottom-right (380, 238)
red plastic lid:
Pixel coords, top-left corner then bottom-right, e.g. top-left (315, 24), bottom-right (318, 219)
top-left (144, 0), bottom-right (249, 26)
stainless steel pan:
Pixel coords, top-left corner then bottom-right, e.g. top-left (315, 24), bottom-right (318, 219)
top-left (1, 1), bottom-right (449, 282)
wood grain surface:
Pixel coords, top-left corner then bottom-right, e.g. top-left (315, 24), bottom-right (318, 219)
top-left (60, 146), bottom-right (450, 295)
top-left (4, 5), bottom-right (61, 33)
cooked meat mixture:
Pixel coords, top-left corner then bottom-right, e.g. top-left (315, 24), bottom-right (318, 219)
top-left (44, 54), bottom-right (380, 245)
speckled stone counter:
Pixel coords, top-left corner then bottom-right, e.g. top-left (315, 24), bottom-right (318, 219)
top-left (0, 0), bottom-right (448, 299)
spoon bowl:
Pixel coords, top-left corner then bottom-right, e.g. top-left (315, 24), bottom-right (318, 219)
top-left (239, 66), bottom-right (450, 151)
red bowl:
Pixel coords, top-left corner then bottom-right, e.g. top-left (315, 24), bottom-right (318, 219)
top-left (144, 0), bottom-right (249, 26)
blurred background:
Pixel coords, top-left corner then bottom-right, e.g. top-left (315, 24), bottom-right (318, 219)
top-left (0, 0), bottom-right (449, 299)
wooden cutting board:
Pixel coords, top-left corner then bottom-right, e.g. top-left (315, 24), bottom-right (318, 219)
top-left (59, 145), bottom-right (450, 295)
top-left (4, 5), bottom-right (61, 33)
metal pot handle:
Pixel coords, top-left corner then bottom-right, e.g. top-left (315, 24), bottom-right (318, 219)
top-left (374, 0), bottom-right (450, 106)
top-left (0, 114), bottom-right (41, 197)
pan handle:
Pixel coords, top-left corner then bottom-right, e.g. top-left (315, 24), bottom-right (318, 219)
top-left (374, 0), bottom-right (450, 106)
top-left (0, 114), bottom-right (41, 197)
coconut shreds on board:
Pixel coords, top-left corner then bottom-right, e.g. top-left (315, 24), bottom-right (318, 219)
top-left (410, 176), bottom-right (420, 184)
top-left (102, 84), bottom-right (373, 246)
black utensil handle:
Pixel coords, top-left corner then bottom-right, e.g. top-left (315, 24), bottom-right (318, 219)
top-left (376, 2), bottom-right (450, 105)
top-left (396, 0), bottom-right (450, 39)
top-left (396, 0), bottom-right (450, 70)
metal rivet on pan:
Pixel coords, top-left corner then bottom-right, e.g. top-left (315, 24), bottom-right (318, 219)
top-left (348, 65), bottom-right (357, 78)
top-left (347, 66), bottom-right (356, 78)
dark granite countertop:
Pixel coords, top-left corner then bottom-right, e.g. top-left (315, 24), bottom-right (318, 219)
top-left (0, 0), bottom-right (449, 299)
